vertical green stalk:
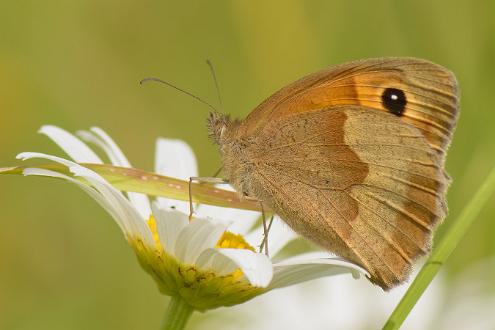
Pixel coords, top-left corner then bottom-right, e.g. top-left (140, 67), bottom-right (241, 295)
top-left (162, 296), bottom-right (194, 330)
top-left (383, 165), bottom-right (495, 330)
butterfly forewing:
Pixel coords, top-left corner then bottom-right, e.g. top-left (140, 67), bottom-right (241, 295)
top-left (241, 58), bottom-right (458, 156)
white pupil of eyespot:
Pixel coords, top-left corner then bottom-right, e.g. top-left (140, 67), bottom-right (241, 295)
top-left (391, 94), bottom-right (398, 100)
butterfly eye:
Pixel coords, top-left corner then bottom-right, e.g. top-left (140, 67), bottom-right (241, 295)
top-left (381, 88), bottom-right (407, 116)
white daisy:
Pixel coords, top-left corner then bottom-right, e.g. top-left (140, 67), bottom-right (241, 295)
top-left (15, 125), bottom-right (367, 327)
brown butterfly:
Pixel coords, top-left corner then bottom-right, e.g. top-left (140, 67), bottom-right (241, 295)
top-left (207, 57), bottom-right (459, 290)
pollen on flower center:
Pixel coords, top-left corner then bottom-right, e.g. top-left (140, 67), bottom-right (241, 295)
top-left (216, 231), bottom-right (255, 251)
top-left (147, 215), bottom-right (163, 250)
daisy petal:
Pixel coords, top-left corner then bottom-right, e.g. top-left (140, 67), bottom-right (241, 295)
top-left (78, 127), bottom-right (151, 219)
top-left (69, 165), bottom-right (153, 245)
top-left (17, 152), bottom-right (154, 246)
top-left (174, 218), bottom-right (226, 264)
top-left (155, 138), bottom-right (198, 179)
top-left (154, 138), bottom-right (198, 212)
top-left (196, 202), bottom-right (260, 234)
top-left (195, 248), bottom-right (238, 275)
top-left (18, 152), bottom-right (85, 168)
top-left (215, 249), bottom-right (273, 287)
top-left (245, 216), bottom-right (298, 256)
top-left (196, 183), bottom-right (260, 233)
top-left (152, 203), bottom-right (188, 255)
top-left (126, 192), bottom-right (151, 219)
top-left (76, 130), bottom-right (121, 165)
top-left (156, 196), bottom-right (191, 214)
top-left (88, 127), bottom-right (132, 166)
top-left (22, 167), bottom-right (128, 234)
top-left (269, 257), bottom-right (367, 290)
top-left (39, 125), bottom-right (102, 163)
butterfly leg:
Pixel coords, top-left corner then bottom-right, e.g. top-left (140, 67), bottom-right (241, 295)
top-left (259, 214), bottom-right (275, 257)
top-left (188, 176), bottom-right (229, 220)
top-left (255, 201), bottom-right (274, 257)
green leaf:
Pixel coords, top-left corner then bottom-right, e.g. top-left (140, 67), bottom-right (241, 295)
top-left (0, 163), bottom-right (264, 212)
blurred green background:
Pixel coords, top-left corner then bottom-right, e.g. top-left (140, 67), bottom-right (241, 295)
top-left (1, 1), bottom-right (494, 329)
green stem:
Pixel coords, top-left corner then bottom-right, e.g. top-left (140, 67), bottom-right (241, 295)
top-left (383, 165), bottom-right (495, 330)
top-left (162, 296), bottom-right (194, 330)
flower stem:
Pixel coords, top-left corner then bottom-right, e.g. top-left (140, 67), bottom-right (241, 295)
top-left (383, 164), bottom-right (495, 330)
top-left (162, 296), bottom-right (194, 330)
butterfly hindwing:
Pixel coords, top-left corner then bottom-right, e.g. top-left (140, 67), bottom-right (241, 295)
top-left (248, 107), bottom-right (447, 289)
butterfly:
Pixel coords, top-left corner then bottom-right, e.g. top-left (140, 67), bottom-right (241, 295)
top-left (207, 57), bottom-right (459, 290)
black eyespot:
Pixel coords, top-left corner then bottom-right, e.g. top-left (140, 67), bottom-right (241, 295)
top-left (382, 88), bottom-right (407, 116)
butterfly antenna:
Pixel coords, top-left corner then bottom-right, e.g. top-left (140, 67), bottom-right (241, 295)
top-left (140, 77), bottom-right (218, 112)
top-left (206, 59), bottom-right (223, 109)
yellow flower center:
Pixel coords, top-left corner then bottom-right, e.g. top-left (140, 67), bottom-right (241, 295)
top-left (215, 231), bottom-right (256, 251)
top-left (147, 215), bottom-right (163, 250)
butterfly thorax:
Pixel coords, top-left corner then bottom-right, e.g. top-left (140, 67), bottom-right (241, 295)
top-left (207, 111), bottom-right (257, 196)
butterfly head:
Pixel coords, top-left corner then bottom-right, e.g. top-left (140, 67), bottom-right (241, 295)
top-left (207, 111), bottom-right (239, 145)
